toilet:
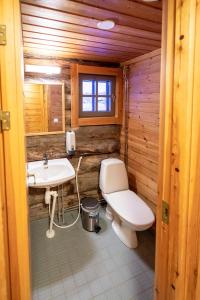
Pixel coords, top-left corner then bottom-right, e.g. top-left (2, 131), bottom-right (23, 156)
top-left (99, 158), bottom-right (155, 248)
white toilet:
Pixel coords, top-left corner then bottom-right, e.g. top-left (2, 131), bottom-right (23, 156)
top-left (99, 158), bottom-right (155, 248)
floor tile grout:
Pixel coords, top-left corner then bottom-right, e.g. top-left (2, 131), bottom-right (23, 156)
top-left (31, 208), bottom-right (155, 300)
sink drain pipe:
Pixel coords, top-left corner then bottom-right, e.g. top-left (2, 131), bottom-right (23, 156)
top-left (45, 189), bottom-right (58, 238)
top-left (45, 156), bottom-right (82, 238)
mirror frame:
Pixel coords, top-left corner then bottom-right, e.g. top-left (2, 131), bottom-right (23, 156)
top-left (24, 81), bottom-right (65, 136)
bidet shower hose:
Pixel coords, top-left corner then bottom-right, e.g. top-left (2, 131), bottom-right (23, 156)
top-left (48, 156), bottom-right (83, 229)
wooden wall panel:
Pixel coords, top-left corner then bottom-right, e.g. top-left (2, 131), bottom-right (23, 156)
top-left (121, 49), bottom-right (161, 213)
top-left (24, 83), bottom-right (46, 133)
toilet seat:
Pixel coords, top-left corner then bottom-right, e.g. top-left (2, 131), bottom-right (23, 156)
top-left (103, 190), bottom-right (155, 231)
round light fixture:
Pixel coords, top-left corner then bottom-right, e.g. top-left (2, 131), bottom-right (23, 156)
top-left (97, 20), bottom-right (115, 30)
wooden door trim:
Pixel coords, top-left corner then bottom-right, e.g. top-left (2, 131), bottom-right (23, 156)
top-left (155, 0), bottom-right (175, 298)
top-left (0, 75), bottom-right (11, 300)
top-left (184, 4), bottom-right (200, 298)
top-left (155, 1), bottom-right (200, 299)
top-left (0, 0), bottom-right (31, 299)
top-left (167, 1), bottom-right (199, 299)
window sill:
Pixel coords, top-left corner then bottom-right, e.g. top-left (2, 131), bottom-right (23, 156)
top-left (78, 116), bottom-right (122, 126)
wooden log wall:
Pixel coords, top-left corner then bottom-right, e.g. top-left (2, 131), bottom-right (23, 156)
top-left (25, 59), bottom-right (120, 220)
top-left (121, 49), bottom-right (161, 213)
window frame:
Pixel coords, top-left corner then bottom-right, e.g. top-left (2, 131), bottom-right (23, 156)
top-left (71, 64), bottom-right (123, 127)
top-left (79, 74), bottom-right (116, 117)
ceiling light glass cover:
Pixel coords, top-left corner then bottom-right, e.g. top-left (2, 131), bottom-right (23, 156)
top-left (97, 20), bottom-right (115, 30)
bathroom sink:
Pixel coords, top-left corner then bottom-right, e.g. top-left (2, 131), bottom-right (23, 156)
top-left (27, 158), bottom-right (75, 188)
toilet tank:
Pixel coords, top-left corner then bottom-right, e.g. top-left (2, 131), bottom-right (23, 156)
top-left (99, 158), bottom-right (129, 194)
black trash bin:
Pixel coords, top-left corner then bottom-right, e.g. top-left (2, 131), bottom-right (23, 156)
top-left (81, 197), bottom-right (101, 233)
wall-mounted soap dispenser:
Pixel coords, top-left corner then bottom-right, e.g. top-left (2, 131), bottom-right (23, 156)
top-left (66, 130), bottom-right (76, 155)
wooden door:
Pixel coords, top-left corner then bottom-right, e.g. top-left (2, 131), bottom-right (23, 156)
top-left (0, 0), bottom-right (31, 299)
top-left (155, 1), bottom-right (200, 299)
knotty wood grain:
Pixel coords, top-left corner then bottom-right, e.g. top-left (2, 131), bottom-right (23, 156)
top-left (121, 50), bottom-right (161, 213)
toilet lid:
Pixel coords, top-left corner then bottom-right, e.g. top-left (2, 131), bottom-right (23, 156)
top-left (104, 190), bottom-right (155, 227)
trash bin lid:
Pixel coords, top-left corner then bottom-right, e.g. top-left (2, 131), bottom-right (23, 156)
top-left (81, 197), bottom-right (99, 211)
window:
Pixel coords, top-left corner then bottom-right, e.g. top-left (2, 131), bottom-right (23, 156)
top-left (71, 64), bottom-right (122, 127)
top-left (79, 74), bottom-right (115, 117)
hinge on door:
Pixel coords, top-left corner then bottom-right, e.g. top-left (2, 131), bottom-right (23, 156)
top-left (0, 110), bottom-right (10, 130)
top-left (162, 201), bottom-right (169, 224)
top-left (0, 25), bottom-right (6, 45)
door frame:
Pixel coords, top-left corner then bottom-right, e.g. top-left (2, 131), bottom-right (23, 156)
top-left (1, 1), bottom-right (200, 300)
top-left (155, 0), bottom-right (200, 299)
top-left (0, 0), bottom-right (31, 299)
top-left (154, 0), bottom-right (175, 298)
top-left (0, 76), bottom-right (10, 300)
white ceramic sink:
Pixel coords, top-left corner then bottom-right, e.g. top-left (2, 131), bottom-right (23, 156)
top-left (27, 158), bottom-right (75, 188)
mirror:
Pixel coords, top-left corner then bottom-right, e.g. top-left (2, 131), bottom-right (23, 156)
top-left (24, 82), bottom-right (65, 135)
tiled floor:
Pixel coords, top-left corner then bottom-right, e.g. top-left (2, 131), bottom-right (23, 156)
top-left (31, 207), bottom-right (155, 300)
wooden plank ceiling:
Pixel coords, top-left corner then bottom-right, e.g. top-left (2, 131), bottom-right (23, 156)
top-left (20, 0), bottom-right (162, 63)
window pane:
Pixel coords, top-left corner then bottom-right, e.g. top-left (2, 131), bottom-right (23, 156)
top-left (82, 97), bottom-right (96, 112)
top-left (98, 80), bottom-right (112, 95)
top-left (82, 80), bottom-right (96, 95)
top-left (98, 97), bottom-right (111, 112)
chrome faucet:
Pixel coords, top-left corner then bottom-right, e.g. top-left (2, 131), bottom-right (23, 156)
top-left (43, 153), bottom-right (48, 168)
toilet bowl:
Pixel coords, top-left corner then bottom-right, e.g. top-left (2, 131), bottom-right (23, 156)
top-left (99, 158), bottom-right (155, 248)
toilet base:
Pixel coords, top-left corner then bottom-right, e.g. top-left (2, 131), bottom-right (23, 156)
top-left (112, 220), bottom-right (138, 249)
top-left (105, 204), bottom-right (113, 221)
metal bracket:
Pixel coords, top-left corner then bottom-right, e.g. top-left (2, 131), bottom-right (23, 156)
top-left (162, 201), bottom-right (169, 224)
top-left (0, 25), bottom-right (6, 45)
top-left (0, 110), bottom-right (10, 130)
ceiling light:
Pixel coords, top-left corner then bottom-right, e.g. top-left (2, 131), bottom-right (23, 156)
top-left (25, 65), bottom-right (61, 75)
top-left (97, 20), bottom-right (115, 30)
